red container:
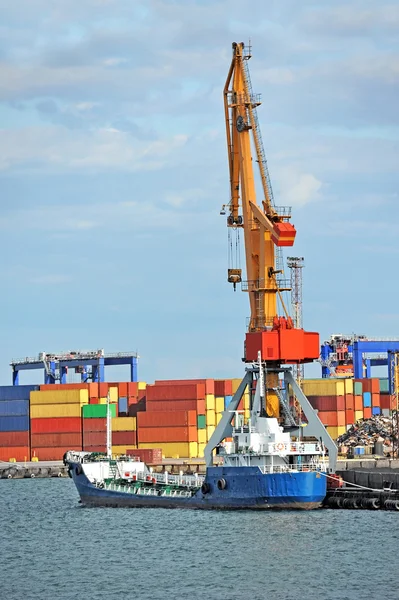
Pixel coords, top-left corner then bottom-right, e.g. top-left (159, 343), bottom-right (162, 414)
top-left (127, 396), bottom-right (138, 406)
top-left (0, 446), bottom-right (30, 461)
top-left (155, 379), bottom-right (215, 395)
top-left (82, 445), bottom-right (106, 453)
top-left (318, 411), bottom-right (345, 427)
top-left (354, 395), bottom-right (363, 411)
top-left (89, 398), bottom-right (99, 405)
top-left (83, 431), bottom-right (106, 446)
top-left (31, 417), bottom-right (82, 434)
top-left (138, 427), bottom-right (198, 444)
top-left (371, 393), bottom-right (380, 407)
top-left (30, 447), bottom-right (72, 461)
top-left (117, 382), bottom-right (128, 398)
top-left (31, 432), bottom-right (82, 448)
top-left (83, 418), bottom-right (106, 432)
top-left (215, 380), bottom-right (233, 396)
top-left (138, 389), bottom-right (146, 402)
top-left (345, 409), bottom-right (355, 426)
top-left (0, 431), bottom-right (29, 447)
top-left (40, 383), bottom-right (88, 391)
top-left (363, 407), bottom-right (372, 419)
top-left (145, 399), bottom-right (206, 413)
top-left (380, 394), bottom-right (397, 410)
top-left (127, 382), bottom-right (139, 397)
top-left (308, 396), bottom-right (345, 411)
top-left (146, 384), bottom-right (205, 402)
top-left (137, 410), bottom-right (197, 428)
top-left (362, 379), bottom-right (380, 393)
top-left (98, 383), bottom-right (108, 397)
top-left (112, 431), bottom-right (137, 445)
top-left (88, 383), bottom-right (99, 398)
top-left (345, 394), bottom-right (354, 410)
top-left (125, 448), bottom-right (162, 463)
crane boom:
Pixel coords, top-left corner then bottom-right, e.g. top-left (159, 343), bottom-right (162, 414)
top-left (223, 42), bottom-right (319, 367)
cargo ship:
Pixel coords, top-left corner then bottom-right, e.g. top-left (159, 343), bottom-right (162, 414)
top-left (66, 361), bottom-right (338, 510)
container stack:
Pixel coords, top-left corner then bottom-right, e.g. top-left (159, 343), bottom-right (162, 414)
top-left (82, 404), bottom-right (117, 452)
top-left (111, 417), bottom-right (137, 455)
top-left (302, 379), bottom-right (347, 440)
top-left (379, 378), bottom-right (396, 415)
top-left (0, 385), bottom-right (37, 462)
top-left (30, 384), bottom-right (89, 460)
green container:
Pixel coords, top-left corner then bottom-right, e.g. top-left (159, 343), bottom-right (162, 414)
top-left (82, 404), bottom-right (117, 418)
top-left (197, 415), bottom-right (206, 429)
top-left (379, 378), bottom-right (389, 393)
top-left (354, 381), bottom-right (363, 395)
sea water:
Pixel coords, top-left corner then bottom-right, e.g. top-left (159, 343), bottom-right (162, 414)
top-left (1, 478), bottom-right (398, 600)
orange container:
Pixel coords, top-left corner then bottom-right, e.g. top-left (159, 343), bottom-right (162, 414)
top-left (354, 395), bottom-right (363, 411)
top-left (345, 394), bottom-right (354, 410)
top-left (127, 382), bottom-right (139, 396)
top-left (88, 383), bottom-right (99, 398)
top-left (31, 432), bottom-right (82, 448)
top-left (117, 382), bottom-right (128, 398)
top-left (0, 446), bottom-right (30, 461)
top-left (371, 393), bottom-right (380, 407)
top-left (138, 427), bottom-right (198, 444)
top-left (31, 417), bottom-right (82, 434)
top-left (98, 383), bottom-right (108, 397)
top-left (0, 431), bottom-right (30, 447)
top-left (363, 407), bottom-right (372, 419)
top-left (137, 410), bottom-right (197, 428)
top-left (345, 409), bottom-right (355, 426)
top-left (215, 380), bottom-right (233, 396)
top-left (40, 383), bottom-right (88, 391)
top-left (146, 384), bottom-right (205, 402)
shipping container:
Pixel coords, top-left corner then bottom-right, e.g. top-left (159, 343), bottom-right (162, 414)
top-left (111, 417), bottom-right (136, 431)
top-left (40, 383), bottom-right (88, 391)
top-left (88, 398), bottom-right (99, 405)
top-left (345, 394), bottom-right (354, 410)
top-left (231, 379), bottom-right (242, 394)
top-left (31, 417), bottom-right (82, 434)
top-left (197, 415), bottom-right (206, 429)
top-left (83, 431), bottom-right (106, 447)
top-left (0, 400), bottom-right (29, 417)
top-left (30, 432), bottom-right (82, 448)
top-left (362, 378), bottom-right (380, 393)
top-left (198, 443), bottom-right (206, 457)
top-left (82, 417), bottom-right (106, 432)
top-left (82, 404), bottom-right (117, 419)
top-left (205, 394), bottom-right (215, 411)
top-left (30, 389), bottom-right (89, 405)
top-left (198, 429), bottom-right (206, 445)
top-left (216, 413), bottom-right (222, 425)
top-left (206, 425), bottom-right (215, 441)
top-left (143, 399), bottom-right (205, 414)
top-left (30, 404), bottom-right (83, 419)
top-left (125, 448), bottom-right (162, 463)
top-left (0, 385), bottom-right (39, 401)
top-left (325, 426), bottom-right (346, 440)
top-left (372, 407), bottom-right (381, 416)
top-left (0, 431), bottom-right (29, 447)
top-left (317, 411), bottom-right (345, 427)
top-left (363, 392), bottom-right (372, 408)
top-left (354, 410), bottom-right (364, 421)
top-left (363, 407), bottom-right (372, 419)
top-left (0, 446), bottom-right (30, 462)
top-left (117, 382), bottom-right (128, 398)
top-left (308, 396), bottom-right (345, 411)
top-left (138, 382), bottom-right (147, 391)
top-left (379, 379), bottom-right (389, 394)
top-left (88, 383), bottom-right (99, 398)
top-left (82, 445), bottom-right (106, 453)
top-left (128, 399), bottom-right (147, 417)
top-left (215, 380), bottom-right (233, 397)
top-left (215, 397), bottom-right (224, 414)
top-left (0, 415), bottom-right (29, 432)
top-left (206, 411), bottom-right (216, 427)
top-left (354, 396), bottom-right (363, 411)
top-left (302, 379), bottom-right (345, 396)
top-left (344, 379), bottom-right (354, 395)
top-left (371, 393), bottom-right (380, 407)
top-left (353, 380), bottom-right (363, 395)
top-left (118, 397), bottom-right (128, 415)
top-left (224, 396), bottom-right (233, 410)
top-left (137, 410), bottom-right (197, 428)
top-left (138, 427), bottom-right (198, 444)
top-left (112, 431), bottom-right (137, 446)
top-left (345, 409), bottom-right (355, 426)
top-left (154, 379), bottom-right (214, 395)
top-left (138, 442), bottom-right (198, 458)
top-left (146, 384), bottom-right (205, 402)
top-left (98, 383), bottom-right (108, 397)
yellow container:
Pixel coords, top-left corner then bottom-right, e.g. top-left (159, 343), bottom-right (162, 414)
top-left (215, 397), bottom-right (224, 413)
top-left (205, 394), bottom-right (215, 411)
top-left (206, 425), bottom-right (215, 442)
top-left (355, 410), bottom-right (363, 422)
top-left (138, 442), bottom-right (198, 459)
top-left (232, 378), bottom-right (241, 394)
top-left (198, 443), bottom-right (206, 457)
top-left (138, 381), bottom-right (147, 391)
top-left (112, 417), bottom-right (137, 431)
top-left (198, 429), bottom-right (206, 444)
top-left (206, 410), bottom-right (216, 426)
top-left (108, 387), bottom-right (118, 403)
top-left (30, 389), bottom-right (89, 405)
top-left (99, 397), bottom-right (107, 404)
top-left (112, 445), bottom-right (128, 455)
top-left (302, 379), bottom-right (345, 397)
top-left (344, 379), bottom-right (354, 394)
top-left (30, 403), bottom-right (83, 418)
top-left (216, 413), bottom-right (222, 425)
top-left (326, 425), bottom-right (347, 440)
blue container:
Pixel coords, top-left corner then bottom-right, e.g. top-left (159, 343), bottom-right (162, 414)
top-left (363, 392), bottom-right (372, 407)
top-left (224, 395), bottom-right (233, 410)
top-left (372, 407), bottom-right (381, 416)
top-left (0, 400), bottom-right (29, 417)
top-left (0, 385), bottom-right (39, 401)
top-left (354, 446), bottom-right (365, 456)
top-left (118, 396), bottom-right (128, 415)
top-left (0, 415), bottom-right (29, 432)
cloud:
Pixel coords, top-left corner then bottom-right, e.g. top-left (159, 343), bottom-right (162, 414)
top-left (277, 170), bottom-right (323, 207)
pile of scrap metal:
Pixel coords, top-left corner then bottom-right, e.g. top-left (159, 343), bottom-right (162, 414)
top-left (337, 415), bottom-right (397, 450)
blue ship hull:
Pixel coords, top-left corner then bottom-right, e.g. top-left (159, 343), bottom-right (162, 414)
top-left (69, 463), bottom-right (327, 510)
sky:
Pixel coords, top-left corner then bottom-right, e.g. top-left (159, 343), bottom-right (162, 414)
top-left (1, 0), bottom-right (398, 386)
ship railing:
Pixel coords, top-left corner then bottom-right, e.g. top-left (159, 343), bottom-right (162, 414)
top-left (102, 481), bottom-right (194, 497)
top-left (258, 463), bottom-right (327, 474)
top-left (118, 470), bottom-right (204, 488)
top-left (267, 442), bottom-right (322, 454)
